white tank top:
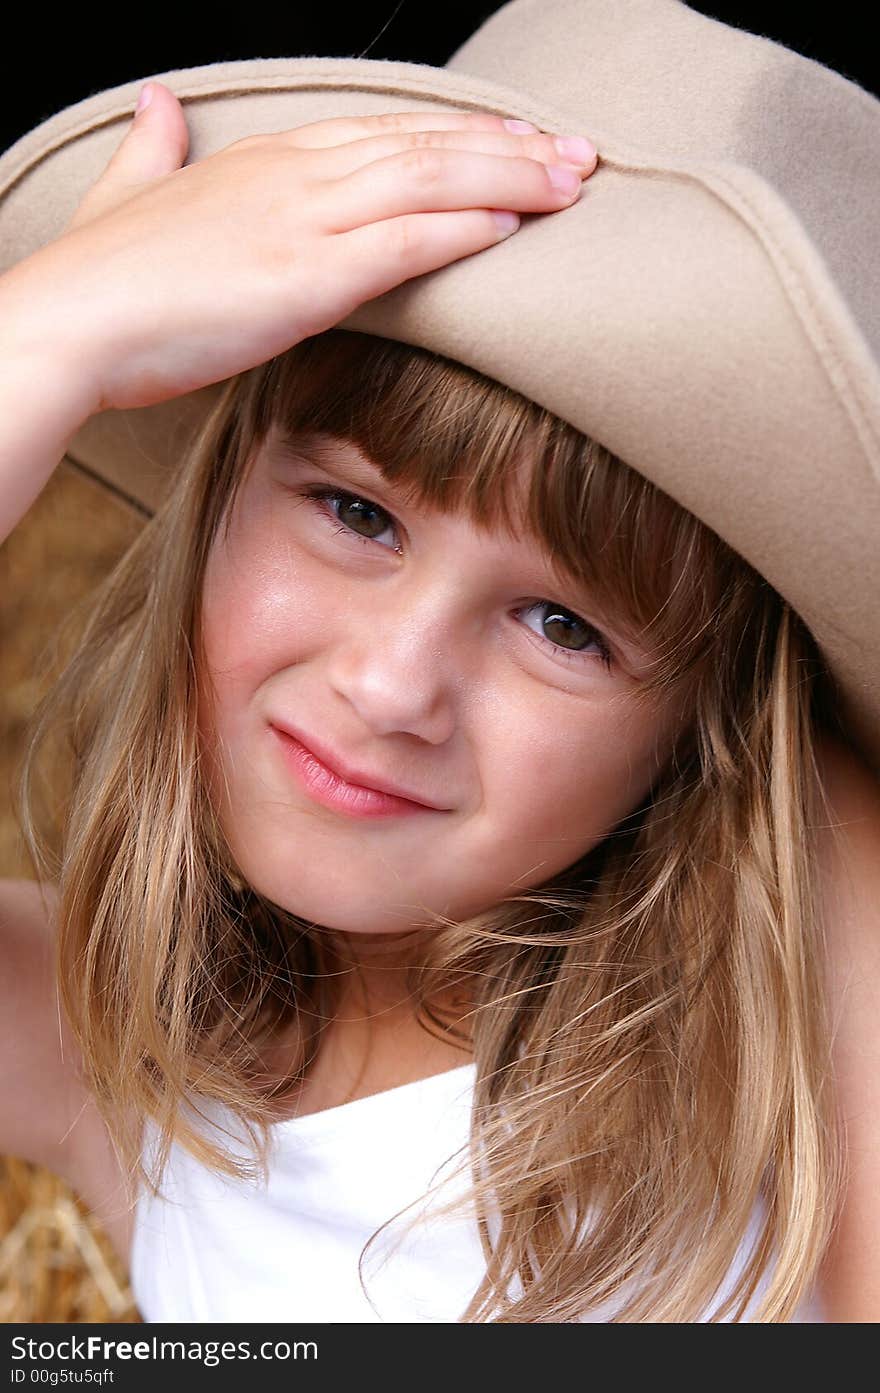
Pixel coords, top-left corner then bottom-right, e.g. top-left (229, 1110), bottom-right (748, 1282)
top-left (130, 1061), bottom-right (824, 1322)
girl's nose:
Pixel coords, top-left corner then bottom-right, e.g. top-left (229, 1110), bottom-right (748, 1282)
top-left (324, 597), bottom-right (460, 744)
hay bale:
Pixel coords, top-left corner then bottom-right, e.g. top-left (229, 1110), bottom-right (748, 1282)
top-left (0, 1156), bottom-right (139, 1321)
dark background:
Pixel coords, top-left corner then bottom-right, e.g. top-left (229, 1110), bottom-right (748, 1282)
top-left (2, 2), bottom-right (877, 155)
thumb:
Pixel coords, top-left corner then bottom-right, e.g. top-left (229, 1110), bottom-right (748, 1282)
top-left (65, 80), bottom-right (190, 232)
top-left (108, 80), bottom-right (191, 182)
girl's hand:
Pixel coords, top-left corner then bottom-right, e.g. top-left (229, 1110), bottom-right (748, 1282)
top-left (20, 82), bottom-right (597, 416)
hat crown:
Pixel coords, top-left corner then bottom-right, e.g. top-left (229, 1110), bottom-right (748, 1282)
top-left (449, 0), bottom-right (880, 362)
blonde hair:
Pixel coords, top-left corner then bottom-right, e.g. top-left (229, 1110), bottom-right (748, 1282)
top-left (16, 328), bottom-right (845, 1320)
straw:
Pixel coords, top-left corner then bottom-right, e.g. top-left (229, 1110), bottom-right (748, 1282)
top-left (0, 1156), bottom-right (140, 1322)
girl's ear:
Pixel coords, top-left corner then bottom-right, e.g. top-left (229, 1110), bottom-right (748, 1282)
top-left (64, 81), bottom-right (190, 235)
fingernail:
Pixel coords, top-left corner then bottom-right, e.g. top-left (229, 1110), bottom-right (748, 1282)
top-left (492, 210), bottom-right (521, 237)
top-left (547, 165), bottom-right (581, 195)
top-left (553, 135), bottom-right (596, 164)
top-left (503, 118), bottom-right (538, 133)
top-left (136, 83), bottom-right (154, 115)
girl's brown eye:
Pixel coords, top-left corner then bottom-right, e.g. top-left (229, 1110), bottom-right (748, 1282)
top-left (544, 608), bottom-right (590, 650)
top-left (518, 601), bottom-right (614, 670)
top-left (335, 493), bottom-right (388, 539)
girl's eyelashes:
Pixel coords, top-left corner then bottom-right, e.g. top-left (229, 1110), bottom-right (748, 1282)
top-left (299, 482), bottom-right (403, 555)
top-left (516, 603), bottom-right (614, 670)
top-left (294, 482), bottom-right (615, 672)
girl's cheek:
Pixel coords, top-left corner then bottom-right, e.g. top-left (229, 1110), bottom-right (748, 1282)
top-left (201, 525), bottom-right (334, 688)
top-left (511, 706), bottom-right (672, 852)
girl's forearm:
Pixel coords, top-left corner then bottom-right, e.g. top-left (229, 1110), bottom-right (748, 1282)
top-left (0, 260), bottom-right (101, 547)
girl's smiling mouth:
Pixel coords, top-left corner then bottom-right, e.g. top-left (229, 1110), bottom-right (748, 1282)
top-left (269, 722), bottom-right (449, 819)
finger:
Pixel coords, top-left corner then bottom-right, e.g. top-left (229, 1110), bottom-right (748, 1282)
top-left (65, 79), bottom-right (190, 231)
top-left (264, 108), bottom-right (530, 150)
top-left (303, 127), bottom-right (597, 181)
top-left (100, 79), bottom-right (190, 186)
top-left (317, 148), bottom-right (585, 234)
top-left (320, 208), bottom-right (524, 318)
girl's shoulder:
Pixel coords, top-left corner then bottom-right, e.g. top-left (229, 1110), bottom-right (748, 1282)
top-left (810, 731), bottom-right (880, 1320)
top-left (0, 878), bottom-right (136, 1270)
top-left (812, 729), bottom-right (880, 956)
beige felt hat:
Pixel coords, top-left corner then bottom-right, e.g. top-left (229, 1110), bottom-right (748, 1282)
top-left (1, 0), bottom-right (879, 776)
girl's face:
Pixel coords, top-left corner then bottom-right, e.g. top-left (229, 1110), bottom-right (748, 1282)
top-left (198, 426), bottom-right (686, 935)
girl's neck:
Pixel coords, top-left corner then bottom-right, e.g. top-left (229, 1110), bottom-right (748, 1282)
top-left (258, 948), bottom-right (474, 1121)
top-left (328, 929), bottom-right (471, 1024)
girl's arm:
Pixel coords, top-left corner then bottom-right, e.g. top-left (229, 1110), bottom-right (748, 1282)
top-left (814, 732), bottom-right (880, 1320)
top-left (0, 878), bottom-right (87, 1177)
top-left (0, 253), bottom-right (101, 547)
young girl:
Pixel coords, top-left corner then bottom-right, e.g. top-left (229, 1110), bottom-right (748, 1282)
top-left (1, 3), bottom-right (879, 1323)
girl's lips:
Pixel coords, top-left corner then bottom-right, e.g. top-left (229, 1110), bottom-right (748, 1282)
top-left (270, 726), bottom-right (440, 819)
